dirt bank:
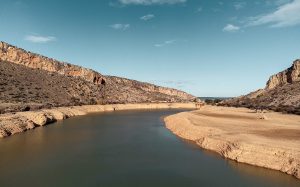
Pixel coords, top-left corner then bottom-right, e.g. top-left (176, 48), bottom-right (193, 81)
top-left (0, 103), bottom-right (197, 138)
top-left (164, 105), bottom-right (300, 179)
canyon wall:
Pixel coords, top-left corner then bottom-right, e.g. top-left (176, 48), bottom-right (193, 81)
top-left (0, 41), bottom-right (199, 114)
top-left (0, 41), bottom-right (105, 85)
top-left (0, 41), bottom-right (195, 101)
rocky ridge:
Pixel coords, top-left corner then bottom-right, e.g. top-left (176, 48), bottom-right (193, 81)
top-left (0, 41), bottom-right (198, 114)
top-left (221, 60), bottom-right (300, 114)
top-left (0, 41), bottom-right (105, 85)
top-left (105, 76), bottom-right (195, 103)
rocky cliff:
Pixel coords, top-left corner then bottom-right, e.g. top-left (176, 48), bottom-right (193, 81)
top-left (0, 41), bottom-right (198, 114)
top-left (0, 42), bottom-right (105, 85)
top-left (221, 60), bottom-right (300, 114)
top-left (266, 60), bottom-right (300, 89)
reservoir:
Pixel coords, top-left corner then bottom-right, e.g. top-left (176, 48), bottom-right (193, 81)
top-left (0, 109), bottom-right (299, 187)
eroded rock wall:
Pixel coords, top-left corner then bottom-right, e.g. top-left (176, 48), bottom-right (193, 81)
top-left (0, 41), bottom-right (105, 85)
top-left (266, 60), bottom-right (300, 89)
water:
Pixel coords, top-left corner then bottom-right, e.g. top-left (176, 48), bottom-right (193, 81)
top-left (0, 109), bottom-right (299, 187)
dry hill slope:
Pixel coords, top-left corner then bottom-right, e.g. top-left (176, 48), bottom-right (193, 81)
top-left (0, 41), bottom-right (198, 114)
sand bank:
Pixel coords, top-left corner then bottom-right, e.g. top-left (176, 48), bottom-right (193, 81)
top-left (164, 105), bottom-right (300, 179)
top-left (0, 103), bottom-right (197, 138)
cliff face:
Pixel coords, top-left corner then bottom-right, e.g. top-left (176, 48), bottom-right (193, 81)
top-left (221, 60), bottom-right (300, 114)
top-left (266, 60), bottom-right (300, 89)
top-left (0, 42), bottom-right (105, 85)
top-left (0, 41), bottom-right (198, 114)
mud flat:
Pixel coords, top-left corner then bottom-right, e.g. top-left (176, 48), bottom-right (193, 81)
top-left (164, 105), bottom-right (300, 179)
top-left (0, 103), bottom-right (197, 138)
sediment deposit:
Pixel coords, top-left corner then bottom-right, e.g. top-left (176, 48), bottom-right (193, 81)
top-left (0, 103), bottom-right (197, 138)
top-left (164, 106), bottom-right (300, 179)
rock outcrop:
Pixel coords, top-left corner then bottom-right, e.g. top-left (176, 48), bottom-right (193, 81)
top-left (266, 60), bottom-right (300, 89)
top-left (0, 41), bottom-right (105, 85)
top-left (221, 59), bottom-right (300, 114)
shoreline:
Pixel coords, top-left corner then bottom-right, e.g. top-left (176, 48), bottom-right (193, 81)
top-left (164, 106), bottom-right (300, 180)
top-left (0, 103), bottom-right (197, 138)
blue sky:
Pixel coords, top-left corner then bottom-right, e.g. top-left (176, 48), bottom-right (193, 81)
top-left (1, 0), bottom-right (300, 97)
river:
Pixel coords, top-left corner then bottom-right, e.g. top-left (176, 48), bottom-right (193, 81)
top-left (0, 109), bottom-right (299, 187)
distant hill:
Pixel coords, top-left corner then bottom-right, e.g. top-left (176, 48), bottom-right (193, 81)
top-left (0, 41), bottom-right (198, 114)
top-left (199, 97), bottom-right (232, 101)
top-left (221, 60), bottom-right (300, 114)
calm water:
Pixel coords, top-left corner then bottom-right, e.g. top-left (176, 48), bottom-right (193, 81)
top-left (0, 109), bottom-right (299, 187)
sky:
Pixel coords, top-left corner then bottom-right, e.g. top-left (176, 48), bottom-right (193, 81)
top-left (0, 0), bottom-right (300, 97)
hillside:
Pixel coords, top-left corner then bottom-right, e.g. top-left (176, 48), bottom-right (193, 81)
top-left (0, 41), bottom-right (197, 114)
top-left (221, 60), bottom-right (300, 114)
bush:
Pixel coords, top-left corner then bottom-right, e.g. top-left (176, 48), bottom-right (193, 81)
top-left (205, 99), bottom-right (222, 106)
top-left (88, 98), bottom-right (97, 105)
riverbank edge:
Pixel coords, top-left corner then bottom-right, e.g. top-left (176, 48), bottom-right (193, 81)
top-left (164, 110), bottom-right (300, 180)
top-left (0, 103), bottom-right (197, 138)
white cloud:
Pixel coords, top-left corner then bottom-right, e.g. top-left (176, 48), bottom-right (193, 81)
top-left (154, 44), bottom-right (164, 47)
top-left (110, 23), bottom-right (130, 30)
top-left (24, 35), bottom-right (56, 43)
top-left (233, 1), bottom-right (246, 10)
top-left (196, 7), bottom-right (202, 12)
top-left (212, 8), bottom-right (220, 12)
top-left (223, 24), bottom-right (240, 32)
top-left (154, 40), bottom-right (176, 47)
top-left (248, 0), bottom-right (300, 27)
top-left (118, 0), bottom-right (186, 5)
top-left (140, 14), bottom-right (155, 21)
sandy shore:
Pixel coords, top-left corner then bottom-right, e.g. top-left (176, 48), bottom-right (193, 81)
top-left (0, 103), bottom-right (197, 138)
top-left (164, 105), bottom-right (300, 179)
